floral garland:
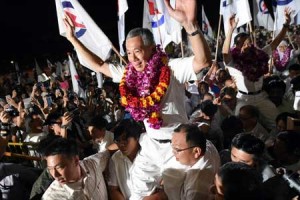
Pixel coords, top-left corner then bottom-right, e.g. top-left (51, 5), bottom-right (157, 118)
top-left (231, 45), bottom-right (269, 82)
top-left (119, 46), bottom-right (170, 129)
top-left (272, 47), bottom-right (291, 72)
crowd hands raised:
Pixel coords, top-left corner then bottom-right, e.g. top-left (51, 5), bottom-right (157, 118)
top-left (0, 1), bottom-right (300, 200)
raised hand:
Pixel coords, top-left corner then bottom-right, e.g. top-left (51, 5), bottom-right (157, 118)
top-left (284, 7), bottom-right (292, 25)
top-left (228, 14), bottom-right (238, 31)
top-left (164, 0), bottom-right (197, 29)
top-left (63, 12), bottom-right (76, 42)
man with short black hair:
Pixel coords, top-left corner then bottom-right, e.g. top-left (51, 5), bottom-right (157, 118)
top-left (162, 124), bottom-right (220, 200)
top-left (41, 137), bottom-right (109, 200)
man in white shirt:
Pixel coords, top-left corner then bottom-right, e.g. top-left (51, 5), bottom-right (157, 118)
top-left (162, 124), bottom-right (220, 200)
top-left (86, 115), bottom-right (114, 153)
top-left (108, 119), bottom-right (143, 200)
top-left (41, 137), bottom-right (109, 200)
top-left (63, 1), bottom-right (212, 198)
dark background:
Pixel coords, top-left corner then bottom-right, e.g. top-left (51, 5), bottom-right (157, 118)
top-left (0, 0), bottom-right (274, 73)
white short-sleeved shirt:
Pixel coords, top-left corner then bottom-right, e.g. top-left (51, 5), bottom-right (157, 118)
top-left (109, 56), bottom-right (197, 140)
top-left (107, 150), bottom-right (133, 199)
top-left (162, 140), bottom-right (220, 200)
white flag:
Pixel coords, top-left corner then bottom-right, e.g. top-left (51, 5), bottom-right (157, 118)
top-left (202, 6), bottom-right (213, 39)
top-left (253, 0), bottom-right (274, 31)
top-left (143, 0), bottom-right (181, 48)
top-left (235, 0), bottom-right (252, 28)
top-left (220, 0), bottom-right (235, 36)
top-left (68, 54), bottom-right (84, 97)
top-left (118, 0), bottom-right (128, 56)
top-left (55, 0), bottom-right (112, 71)
top-left (274, 0), bottom-right (300, 33)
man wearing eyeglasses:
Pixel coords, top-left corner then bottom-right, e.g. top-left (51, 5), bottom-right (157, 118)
top-left (161, 124), bottom-right (220, 200)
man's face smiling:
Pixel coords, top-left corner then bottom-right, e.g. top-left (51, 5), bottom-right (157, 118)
top-left (125, 36), bottom-right (154, 72)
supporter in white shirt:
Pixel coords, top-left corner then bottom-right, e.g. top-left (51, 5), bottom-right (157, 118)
top-left (162, 124), bottom-right (220, 200)
top-left (86, 115), bottom-right (114, 153)
top-left (107, 119), bottom-right (143, 200)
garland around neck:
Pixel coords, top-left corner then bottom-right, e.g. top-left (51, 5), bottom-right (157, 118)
top-left (273, 47), bottom-right (291, 72)
top-left (231, 46), bottom-right (269, 82)
top-left (119, 46), bottom-right (170, 129)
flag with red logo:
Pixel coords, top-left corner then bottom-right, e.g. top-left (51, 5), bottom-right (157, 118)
top-left (55, 0), bottom-right (112, 70)
top-left (143, 0), bottom-right (181, 48)
top-left (253, 0), bottom-right (274, 30)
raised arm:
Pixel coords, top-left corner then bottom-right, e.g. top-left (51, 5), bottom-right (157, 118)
top-left (269, 8), bottom-right (291, 51)
top-left (222, 15), bottom-right (238, 65)
top-left (164, 0), bottom-right (211, 74)
top-left (63, 13), bottom-right (112, 78)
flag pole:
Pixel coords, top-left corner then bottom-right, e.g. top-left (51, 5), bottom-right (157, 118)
top-left (111, 45), bottom-right (128, 65)
top-left (215, 14), bottom-right (222, 62)
top-left (248, 22), bottom-right (256, 47)
top-left (180, 29), bottom-right (184, 58)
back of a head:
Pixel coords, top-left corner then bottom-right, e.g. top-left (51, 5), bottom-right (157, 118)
top-left (277, 130), bottom-right (300, 157)
top-left (231, 133), bottom-right (265, 158)
top-left (38, 135), bottom-right (78, 157)
top-left (219, 162), bottom-right (264, 200)
top-left (239, 105), bottom-right (260, 119)
top-left (126, 28), bottom-right (155, 46)
top-left (87, 115), bottom-right (108, 130)
top-left (200, 100), bottom-right (218, 118)
top-left (174, 124), bottom-right (206, 155)
top-left (288, 63), bottom-right (300, 72)
top-left (114, 119), bottom-right (144, 141)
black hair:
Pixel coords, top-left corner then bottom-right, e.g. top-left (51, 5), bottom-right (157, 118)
top-left (239, 105), bottom-right (260, 119)
top-left (38, 135), bottom-right (78, 157)
top-left (234, 32), bottom-right (250, 46)
top-left (44, 111), bottom-right (62, 125)
top-left (265, 79), bottom-right (286, 94)
top-left (113, 119), bottom-right (144, 141)
top-left (288, 63), bottom-right (300, 71)
top-left (218, 162), bottom-right (264, 200)
top-left (275, 112), bottom-right (297, 124)
top-left (174, 124), bottom-right (206, 155)
top-left (277, 131), bottom-right (300, 157)
top-left (200, 100), bottom-right (218, 117)
top-left (231, 133), bottom-right (265, 159)
top-left (221, 116), bottom-right (243, 149)
top-left (86, 115), bottom-right (108, 130)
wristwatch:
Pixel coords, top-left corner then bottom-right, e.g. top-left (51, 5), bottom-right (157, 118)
top-left (187, 29), bottom-right (201, 37)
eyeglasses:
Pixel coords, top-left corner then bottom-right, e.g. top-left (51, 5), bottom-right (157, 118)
top-left (172, 146), bottom-right (196, 154)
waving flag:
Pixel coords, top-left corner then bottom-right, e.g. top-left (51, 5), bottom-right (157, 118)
top-left (254, 0), bottom-right (274, 30)
top-left (220, 0), bottom-right (251, 35)
top-left (118, 0), bottom-right (128, 56)
top-left (274, 0), bottom-right (300, 33)
top-left (202, 6), bottom-right (213, 40)
top-left (143, 0), bottom-right (181, 48)
top-left (55, 0), bottom-right (112, 71)
top-left (68, 54), bottom-right (84, 97)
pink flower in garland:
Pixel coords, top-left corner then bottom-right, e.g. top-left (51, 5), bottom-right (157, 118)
top-left (272, 47), bottom-right (291, 72)
top-left (231, 45), bottom-right (269, 82)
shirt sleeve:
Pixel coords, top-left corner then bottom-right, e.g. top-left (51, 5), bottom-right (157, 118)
top-left (84, 150), bottom-right (110, 172)
top-left (169, 56), bottom-right (198, 84)
top-left (107, 158), bottom-right (118, 187)
top-left (108, 63), bottom-right (125, 83)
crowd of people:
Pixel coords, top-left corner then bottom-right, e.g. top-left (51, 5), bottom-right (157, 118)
top-left (0, 1), bottom-right (300, 199)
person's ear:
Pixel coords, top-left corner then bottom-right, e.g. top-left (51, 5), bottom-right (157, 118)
top-left (194, 147), bottom-right (202, 159)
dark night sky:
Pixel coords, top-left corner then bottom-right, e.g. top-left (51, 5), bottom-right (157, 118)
top-left (0, 0), bottom-right (272, 73)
